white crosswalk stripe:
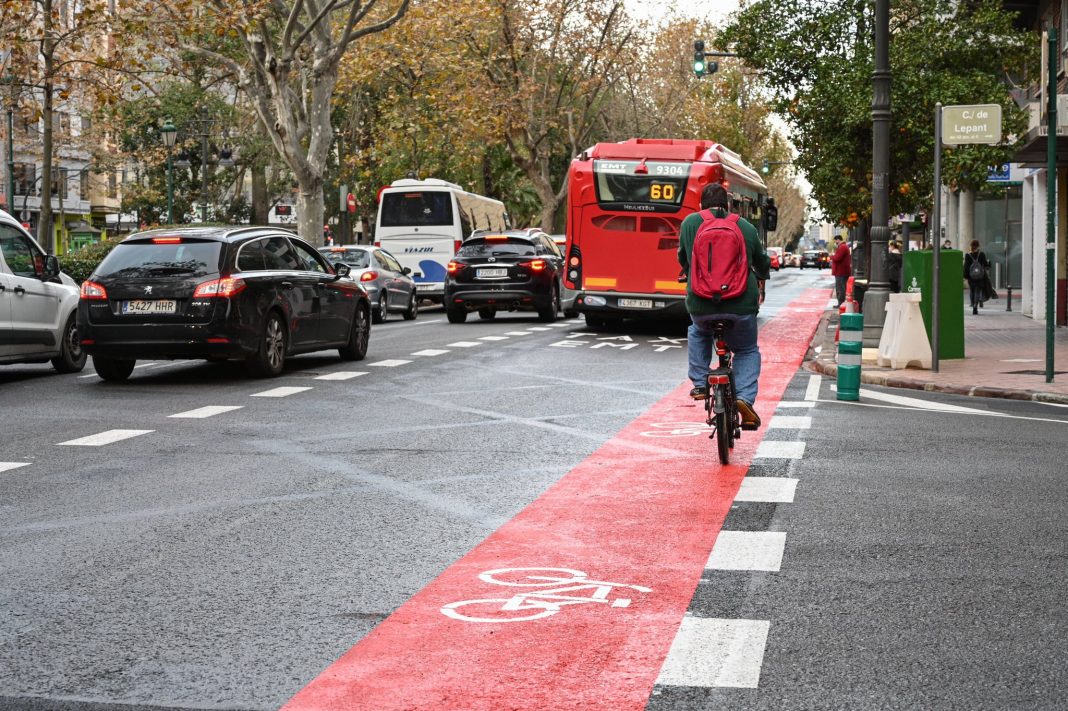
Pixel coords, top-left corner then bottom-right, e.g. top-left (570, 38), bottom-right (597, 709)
top-left (447, 341), bottom-right (482, 348)
top-left (707, 531), bottom-right (787, 571)
top-left (169, 405), bottom-right (244, 419)
top-left (59, 429), bottom-right (154, 446)
top-left (0, 462), bottom-right (31, 473)
top-left (776, 401), bottom-right (816, 409)
top-left (754, 440), bottom-right (806, 459)
top-left (504, 331), bottom-right (532, 336)
top-left (768, 415), bottom-right (812, 429)
top-left (314, 371), bottom-right (368, 380)
top-left (411, 349), bottom-right (450, 357)
top-left (478, 336), bottom-right (509, 341)
top-left (735, 477), bottom-right (798, 503)
top-left (368, 359), bottom-right (412, 367)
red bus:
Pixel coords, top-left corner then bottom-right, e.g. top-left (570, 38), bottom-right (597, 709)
top-left (564, 138), bottom-right (772, 327)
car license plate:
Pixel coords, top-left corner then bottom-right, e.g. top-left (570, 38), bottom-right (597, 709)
top-left (121, 300), bottom-right (177, 314)
top-left (477, 268), bottom-right (508, 278)
top-left (618, 298), bottom-right (653, 309)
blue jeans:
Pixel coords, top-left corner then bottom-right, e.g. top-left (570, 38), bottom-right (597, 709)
top-left (688, 313), bottom-right (761, 404)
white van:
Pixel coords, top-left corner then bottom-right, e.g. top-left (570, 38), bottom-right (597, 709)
top-left (0, 209), bottom-right (86, 372)
top-left (375, 178), bottom-right (509, 303)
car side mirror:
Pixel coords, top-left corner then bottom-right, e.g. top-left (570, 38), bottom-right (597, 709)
top-left (43, 255), bottom-right (61, 280)
top-left (402, 267), bottom-right (412, 276)
top-left (333, 262), bottom-right (351, 278)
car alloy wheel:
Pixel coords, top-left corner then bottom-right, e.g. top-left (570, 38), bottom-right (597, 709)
top-left (373, 292), bottom-right (388, 324)
top-left (247, 312), bottom-right (287, 377)
top-left (51, 313), bottom-right (87, 373)
top-left (403, 293), bottom-right (418, 320)
top-left (340, 304), bottom-right (369, 360)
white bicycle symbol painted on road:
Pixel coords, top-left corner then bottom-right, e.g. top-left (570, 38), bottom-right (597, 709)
top-left (640, 421), bottom-right (708, 437)
top-left (441, 567), bottom-right (653, 623)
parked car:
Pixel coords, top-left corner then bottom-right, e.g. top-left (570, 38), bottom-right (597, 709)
top-left (444, 230), bottom-right (564, 323)
top-left (0, 209), bottom-right (87, 373)
top-left (78, 226), bottom-right (370, 381)
top-left (320, 245), bottom-right (418, 323)
top-left (767, 247), bottom-right (783, 271)
top-left (783, 251), bottom-right (796, 267)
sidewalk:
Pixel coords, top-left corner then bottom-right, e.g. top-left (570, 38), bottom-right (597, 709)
top-left (806, 299), bottom-right (1068, 404)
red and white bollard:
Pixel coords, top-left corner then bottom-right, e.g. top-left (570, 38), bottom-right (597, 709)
top-left (835, 277), bottom-right (861, 343)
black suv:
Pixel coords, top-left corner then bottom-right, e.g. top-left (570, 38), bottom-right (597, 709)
top-left (444, 230), bottom-right (563, 323)
top-left (78, 227), bottom-right (371, 381)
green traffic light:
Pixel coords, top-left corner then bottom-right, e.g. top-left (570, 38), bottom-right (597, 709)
top-left (762, 160), bottom-right (769, 174)
top-left (693, 58), bottom-right (706, 76)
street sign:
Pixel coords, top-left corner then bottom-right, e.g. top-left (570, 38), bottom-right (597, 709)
top-left (941, 104), bottom-right (1002, 145)
top-left (346, 192), bottom-right (356, 213)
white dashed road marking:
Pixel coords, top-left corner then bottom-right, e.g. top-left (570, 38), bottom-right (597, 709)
top-left (368, 359), bottom-right (412, 367)
top-left (411, 349), bottom-right (450, 357)
top-left (504, 331), bottom-right (532, 336)
top-left (754, 440), bottom-right (806, 459)
top-left (59, 429), bottom-right (154, 446)
top-left (735, 477), bottom-right (798, 503)
top-left (707, 531), bottom-right (787, 571)
top-left (656, 618), bottom-right (771, 688)
top-left (0, 462), bottom-right (31, 473)
top-left (804, 375), bottom-right (822, 401)
top-left (768, 415), bottom-right (812, 429)
top-left (776, 401), bottom-right (816, 409)
top-left (447, 341), bottom-right (482, 348)
top-left (478, 336), bottom-right (509, 341)
top-left (314, 371), bottom-right (368, 380)
top-left (169, 405), bottom-right (244, 419)
top-left (251, 386), bottom-right (312, 398)
top-left (527, 327), bottom-right (552, 331)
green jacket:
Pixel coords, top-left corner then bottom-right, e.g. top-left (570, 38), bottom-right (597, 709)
top-left (677, 208), bottom-right (770, 316)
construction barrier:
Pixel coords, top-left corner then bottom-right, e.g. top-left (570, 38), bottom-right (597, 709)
top-left (837, 312), bottom-right (863, 401)
top-left (876, 292), bottom-right (932, 369)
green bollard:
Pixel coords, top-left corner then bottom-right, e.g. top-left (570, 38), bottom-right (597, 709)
top-left (837, 312), bottom-right (863, 401)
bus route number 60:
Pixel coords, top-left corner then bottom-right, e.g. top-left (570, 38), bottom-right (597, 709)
top-left (650, 183), bottom-right (675, 201)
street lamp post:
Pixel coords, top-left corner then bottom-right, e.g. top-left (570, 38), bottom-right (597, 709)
top-left (3, 70), bottom-right (15, 216)
top-left (160, 119), bottom-right (177, 224)
top-left (861, 0), bottom-right (893, 345)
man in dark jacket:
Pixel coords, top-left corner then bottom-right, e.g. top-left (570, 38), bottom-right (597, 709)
top-left (677, 183), bottom-right (770, 429)
top-left (830, 235), bottom-right (852, 305)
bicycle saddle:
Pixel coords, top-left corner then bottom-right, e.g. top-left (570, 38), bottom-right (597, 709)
top-left (709, 319), bottom-right (736, 332)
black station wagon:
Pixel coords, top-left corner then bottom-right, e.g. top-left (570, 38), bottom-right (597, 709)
top-left (78, 227), bottom-right (371, 381)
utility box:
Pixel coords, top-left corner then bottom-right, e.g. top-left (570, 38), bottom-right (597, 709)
top-left (902, 249), bottom-right (965, 359)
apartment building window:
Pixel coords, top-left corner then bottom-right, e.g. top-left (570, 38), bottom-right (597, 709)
top-left (107, 171), bottom-right (118, 199)
top-left (14, 163), bottom-right (36, 196)
top-left (80, 171), bottom-right (89, 201)
top-left (15, 114), bottom-right (38, 136)
top-left (51, 168), bottom-right (68, 199)
top-left (52, 112), bottom-right (71, 137)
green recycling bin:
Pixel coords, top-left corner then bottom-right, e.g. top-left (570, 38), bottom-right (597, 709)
top-left (902, 249), bottom-right (965, 360)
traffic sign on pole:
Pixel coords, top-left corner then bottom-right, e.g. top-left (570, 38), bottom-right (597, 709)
top-left (941, 104), bottom-right (1002, 145)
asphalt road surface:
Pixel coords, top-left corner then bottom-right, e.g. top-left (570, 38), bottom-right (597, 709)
top-left (2, 268), bottom-right (1065, 710)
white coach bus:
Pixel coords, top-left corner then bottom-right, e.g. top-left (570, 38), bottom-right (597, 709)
top-left (374, 178), bottom-right (509, 303)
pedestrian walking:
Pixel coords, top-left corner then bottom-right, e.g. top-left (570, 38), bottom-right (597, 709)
top-left (886, 240), bottom-right (902, 293)
top-left (942, 238), bottom-right (953, 249)
top-left (830, 235), bottom-right (852, 306)
top-left (964, 239), bottom-right (989, 315)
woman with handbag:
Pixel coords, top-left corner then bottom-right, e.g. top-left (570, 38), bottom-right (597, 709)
top-left (964, 239), bottom-right (989, 315)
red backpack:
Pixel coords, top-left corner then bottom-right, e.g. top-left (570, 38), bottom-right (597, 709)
top-left (690, 210), bottom-right (749, 302)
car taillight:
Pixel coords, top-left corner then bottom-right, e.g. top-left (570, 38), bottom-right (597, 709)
top-left (360, 271), bottom-right (378, 282)
top-left (80, 280), bottom-right (107, 300)
top-left (521, 259), bottom-right (546, 272)
top-left (193, 277), bottom-right (246, 298)
top-left (151, 236), bottom-right (182, 244)
top-left (447, 261), bottom-right (460, 274)
top-left (374, 241), bottom-right (381, 247)
top-left (454, 239), bottom-right (462, 253)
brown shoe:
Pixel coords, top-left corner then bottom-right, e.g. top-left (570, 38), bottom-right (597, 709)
top-left (737, 399), bottom-right (761, 430)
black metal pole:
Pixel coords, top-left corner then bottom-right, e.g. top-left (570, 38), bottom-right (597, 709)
top-left (200, 107), bottom-right (209, 223)
top-left (932, 103), bottom-right (942, 373)
top-left (861, 0), bottom-right (892, 346)
top-left (1046, 28), bottom-right (1057, 383)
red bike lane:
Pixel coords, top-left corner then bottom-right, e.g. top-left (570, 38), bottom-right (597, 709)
top-left (282, 288), bottom-right (831, 711)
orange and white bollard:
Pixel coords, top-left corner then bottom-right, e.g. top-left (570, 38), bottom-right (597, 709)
top-left (835, 276), bottom-right (861, 342)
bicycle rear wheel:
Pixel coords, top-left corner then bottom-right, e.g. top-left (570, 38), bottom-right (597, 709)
top-left (713, 389), bottom-right (730, 464)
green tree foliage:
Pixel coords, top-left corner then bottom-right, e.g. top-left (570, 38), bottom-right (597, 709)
top-left (721, 0), bottom-right (1035, 227)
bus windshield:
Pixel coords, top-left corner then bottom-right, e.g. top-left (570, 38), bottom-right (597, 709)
top-left (594, 160), bottom-right (688, 208)
top-left (379, 191), bottom-right (454, 227)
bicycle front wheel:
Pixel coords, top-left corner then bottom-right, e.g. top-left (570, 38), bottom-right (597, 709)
top-left (713, 389), bottom-right (730, 464)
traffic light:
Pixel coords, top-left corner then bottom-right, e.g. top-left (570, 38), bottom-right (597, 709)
top-left (762, 159), bottom-right (770, 174)
top-left (693, 40), bottom-right (706, 77)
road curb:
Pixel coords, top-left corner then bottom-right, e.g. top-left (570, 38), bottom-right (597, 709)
top-left (805, 312), bottom-right (1068, 405)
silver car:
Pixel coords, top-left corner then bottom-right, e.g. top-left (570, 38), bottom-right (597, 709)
top-left (320, 245), bottom-right (418, 322)
top-left (0, 209), bottom-right (86, 372)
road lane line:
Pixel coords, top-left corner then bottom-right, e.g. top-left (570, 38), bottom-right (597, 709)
top-left (368, 359), bottom-right (412, 367)
top-left (804, 374), bottom-right (822, 401)
top-left (280, 288), bottom-right (831, 711)
top-left (0, 462), bottom-right (31, 473)
top-left (754, 440), bottom-right (806, 459)
top-left (251, 386), bottom-right (312, 398)
top-left (169, 405), bottom-right (244, 419)
top-left (314, 371), bottom-right (368, 380)
top-left (857, 387), bottom-right (988, 413)
top-left (411, 349), bottom-right (449, 357)
top-left (777, 401), bottom-right (816, 409)
top-left (768, 415), bottom-right (812, 429)
top-left (504, 331), bottom-right (533, 336)
top-left (707, 531), bottom-right (787, 571)
top-left (656, 618), bottom-right (770, 688)
top-left (478, 336), bottom-right (509, 341)
top-left (58, 429), bottom-right (154, 446)
top-left (735, 477), bottom-right (798, 503)
top-left (526, 326), bottom-right (552, 331)
top-left (447, 341), bottom-right (482, 348)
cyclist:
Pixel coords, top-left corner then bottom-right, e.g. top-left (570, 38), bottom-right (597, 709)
top-left (678, 183), bottom-right (770, 429)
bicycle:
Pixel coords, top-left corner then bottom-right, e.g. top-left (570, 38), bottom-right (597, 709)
top-left (703, 319), bottom-right (742, 465)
